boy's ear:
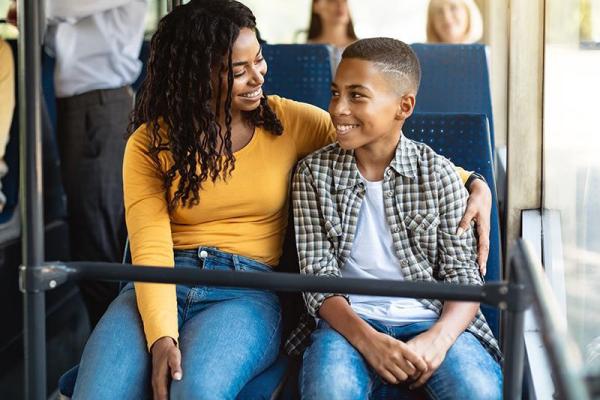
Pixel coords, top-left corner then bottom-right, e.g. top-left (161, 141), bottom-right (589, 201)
top-left (395, 94), bottom-right (416, 120)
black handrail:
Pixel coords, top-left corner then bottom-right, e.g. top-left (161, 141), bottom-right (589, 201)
top-left (28, 261), bottom-right (512, 304)
top-left (512, 241), bottom-right (590, 399)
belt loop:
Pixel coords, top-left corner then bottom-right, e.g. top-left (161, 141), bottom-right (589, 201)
top-left (232, 254), bottom-right (242, 271)
top-left (98, 89), bottom-right (106, 105)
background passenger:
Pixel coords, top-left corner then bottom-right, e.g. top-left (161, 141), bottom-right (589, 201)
top-left (295, 38), bottom-right (502, 400)
top-left (71, 1), bottom-right (493, 399)
top-left (307, 0), bottom-right (357, 48)
top-left (44, 0), bottom-right (148, 328)
top-left (426, 0), bottom-right (483, 44)
top-left (0, 38), bottom-right (14, 212)
top-left (307, 0), bottom-right (357, 72)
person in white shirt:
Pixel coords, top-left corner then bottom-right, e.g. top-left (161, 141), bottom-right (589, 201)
top-left (8, 0), bottom-right (148, 327)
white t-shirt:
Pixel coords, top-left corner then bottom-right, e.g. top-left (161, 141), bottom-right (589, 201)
top-left (343, 175), bottom-right (439, 325)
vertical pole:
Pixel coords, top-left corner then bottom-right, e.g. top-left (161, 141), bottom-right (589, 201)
top-left (503, 308), bottom-right (526, 399)
top-left (18, 0), bottom-right (46, 398)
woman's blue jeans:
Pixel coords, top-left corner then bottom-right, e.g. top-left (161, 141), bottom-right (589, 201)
top-left (72, 247), bottom-right (282, 400)
top-left (301, 320), bottom-right (502, 400)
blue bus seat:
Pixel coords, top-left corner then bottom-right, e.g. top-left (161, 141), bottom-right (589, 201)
top-left (404, 112), bottom-right (502, 338)
top-left (411, 44), bottom-right (495, 151)
top-left (261, 44), bottom-right (332, 111)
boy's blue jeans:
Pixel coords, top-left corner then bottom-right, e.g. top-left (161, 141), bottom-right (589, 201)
top-left (301, 319), bottom-right (502, 400)
top-left (72, 247), bottom-right (282, 400)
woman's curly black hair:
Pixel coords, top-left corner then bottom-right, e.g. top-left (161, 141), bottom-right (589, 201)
top-left (128, 0), bottom-right (283, 212)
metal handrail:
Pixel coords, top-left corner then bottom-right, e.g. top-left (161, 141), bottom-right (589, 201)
top-left (512, 241), bottom-right (590, 400)
top-left (24, 261), bottom-right (525, 305)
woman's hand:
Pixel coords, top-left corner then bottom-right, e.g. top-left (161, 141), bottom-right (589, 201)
top-left (405, 327), bottom-right (454, 389)
top-left (150, 336), bottom-right (182, 400)
top-left (458, 178), bottom-right (492, 275)
top-left (356, 330), bottom-right (428, 385)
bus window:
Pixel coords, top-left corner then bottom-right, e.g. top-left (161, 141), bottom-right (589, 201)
top-left (239, 0), bottom-right (432, 44)
top-left (543, 0), bottom-right (600, 373)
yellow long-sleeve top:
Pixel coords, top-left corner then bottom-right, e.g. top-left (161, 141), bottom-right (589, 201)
top-left (124, 96), bottom-right (336, 349)
top-left (0, 39), bottom-right (15, 159)
top-left (124, 95), bottom-right (472, 350)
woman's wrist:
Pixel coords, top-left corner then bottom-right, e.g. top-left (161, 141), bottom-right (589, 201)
top-left (150, 336), bottom-right (177, 354)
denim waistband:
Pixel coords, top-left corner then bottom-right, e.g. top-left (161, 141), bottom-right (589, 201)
top-left (174, 247), bottom-right (273, 273)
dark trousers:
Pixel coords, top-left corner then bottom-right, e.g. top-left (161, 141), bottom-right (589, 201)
top-left (56, 86), bottom-right (131, 328)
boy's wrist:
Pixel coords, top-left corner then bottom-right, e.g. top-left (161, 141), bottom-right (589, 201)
top-left (348, 322), bottom-right (378, 353)
top-left (428, 322), bottom-right (458, 347)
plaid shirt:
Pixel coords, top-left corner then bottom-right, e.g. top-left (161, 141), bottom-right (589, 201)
top-left (284, 135), bottom-right (502, 362)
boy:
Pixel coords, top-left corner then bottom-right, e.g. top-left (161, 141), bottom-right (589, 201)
top-left (293, 38), bottom-right (502, 399)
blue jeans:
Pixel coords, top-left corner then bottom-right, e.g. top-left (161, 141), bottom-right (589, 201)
top-left (72, 247), bottom-right (282, 400)
top-left (301, 320), bottom-right (502, 400)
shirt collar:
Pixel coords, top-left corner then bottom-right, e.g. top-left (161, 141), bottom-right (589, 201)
top-left (389, 133), bottom-right (418, 180)
top-left (332, 133), bottom-right (418, 191)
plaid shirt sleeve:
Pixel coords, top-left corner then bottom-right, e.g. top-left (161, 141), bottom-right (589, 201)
top-left (292, 160), bottom-right (349, 317)
top-left (435, 159), bottom-right (483, 286)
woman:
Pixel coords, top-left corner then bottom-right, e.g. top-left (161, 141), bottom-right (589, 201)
top-left (306, 0), bottom-right (357, 49)
top-left (426, 0), bottom-right (483, 44)
top-left (306, 0), bottom-right (357, 74)
top-left (72, 1), bottom-right (493, 399)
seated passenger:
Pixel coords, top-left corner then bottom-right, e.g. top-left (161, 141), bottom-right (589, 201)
top-left (307, 0), bottom-right (358, 73)
top-left (0, 38), bottom-right (15, 212)
top-left (71, 1), bottom-right (493, 399)
top-left (294, 38), bottom-right (502, 399)
top-left (307, 0), bottom-right (357, 48)
top-left (426, 0), bottom-right (483, 44)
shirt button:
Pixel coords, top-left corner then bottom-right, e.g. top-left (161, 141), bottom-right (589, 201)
top-left (386, 191), bottom-right (393, 198)
top-left (199, 250), bottom-right (208, 259)
top-left (401, 260), bottom-right (408, 267)
top-left (392, 226), bottom-right (400, 233)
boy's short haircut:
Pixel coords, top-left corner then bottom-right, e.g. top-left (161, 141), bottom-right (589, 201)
top-left (342, 37), bottom-right (421, 95)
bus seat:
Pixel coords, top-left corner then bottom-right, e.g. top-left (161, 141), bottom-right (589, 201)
top-left (411, 44), bottom-right (495, 152)
top-left (404, 112), bottom-right (502, 338)
top-left (261, 44), bottom-right (332, 111)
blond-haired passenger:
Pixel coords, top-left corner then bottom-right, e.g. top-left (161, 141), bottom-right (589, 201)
top-left (427, 0), bottom-right (483, 44)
